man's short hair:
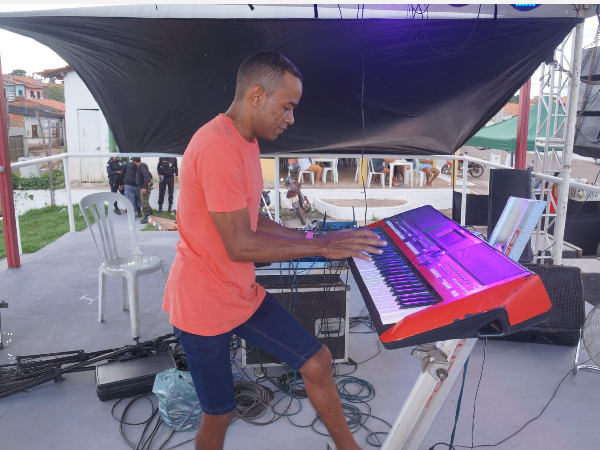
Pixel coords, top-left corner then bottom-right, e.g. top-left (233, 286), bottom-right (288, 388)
top-left (234, 50), bottom-right (303, 100)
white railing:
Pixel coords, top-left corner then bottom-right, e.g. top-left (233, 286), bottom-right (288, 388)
top-left (7, 152), bottom-right (600, 263)
top-left (9, 152), bottom-right (178, 237)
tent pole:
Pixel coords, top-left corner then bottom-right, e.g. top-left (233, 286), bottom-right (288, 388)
top-left (0, 51), bottom-right (21, 268)
top-left (554, 18), bottom-right (585, 265)
top-left (515, 79), bottom-right (531, 169)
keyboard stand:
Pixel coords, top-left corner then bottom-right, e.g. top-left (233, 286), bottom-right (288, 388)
top-left (326, 338), bottom-right (477, 450)
top-left (327, 199), bottom-right (546, 450)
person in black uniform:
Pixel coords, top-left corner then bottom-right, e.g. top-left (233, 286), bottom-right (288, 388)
top-left (157, 157), bottom-right (178, 213)
top-left (120, 158), bottom-right (142, 218)
top-left (106, 157), bottom-right (125, 215)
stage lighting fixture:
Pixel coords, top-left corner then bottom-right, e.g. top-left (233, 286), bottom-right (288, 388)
top-left (511, 4), bottom-right (540, 12)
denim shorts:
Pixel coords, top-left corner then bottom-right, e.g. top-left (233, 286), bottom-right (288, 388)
top-left (173, 292), bottom-right (323, 415)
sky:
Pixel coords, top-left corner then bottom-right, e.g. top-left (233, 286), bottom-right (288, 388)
top-left (0, 3), bottom-right (599, 97)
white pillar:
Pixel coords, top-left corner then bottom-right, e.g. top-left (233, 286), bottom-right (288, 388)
top-left (554, 19), bottom-right (585, 265)
top-left (63, 156), bottom-right (75, 233)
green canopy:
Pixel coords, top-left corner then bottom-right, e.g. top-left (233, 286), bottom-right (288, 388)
top-left (465, 100), bottom-right (564, 152)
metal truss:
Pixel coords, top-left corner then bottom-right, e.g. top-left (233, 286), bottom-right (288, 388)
top-left (532, 32), bottom-right (573, 263)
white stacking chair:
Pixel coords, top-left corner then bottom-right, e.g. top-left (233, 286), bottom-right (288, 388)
top-left (409, 160), bottom-right (427, 187)
top-left (322, 166), bottom-right (333, 183)
top-left (80, 192), bottom-right (169, 340)
top-left (354, 158), bottom-right (362, 182)
top-left (298, 169), bottom-right (315, 186)
top-left (318, 158), bottom-right (339, 183)
top-left (367, 159), bottom-right (386, 188)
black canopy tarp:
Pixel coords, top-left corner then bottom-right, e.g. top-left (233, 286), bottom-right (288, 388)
top-left (0, 10), bottom-right (581, 155)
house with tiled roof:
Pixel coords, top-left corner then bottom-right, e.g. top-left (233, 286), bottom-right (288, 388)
top-left (10, 98), bottom-right (65, 115)
top-left (3, 74), bottom-right (48, 100)
top-left (502, 102), bottom-right (520, 118)
top-left (5, 90), bottom-right (66, 161)
top-left (35, 65), bottom-right (123, 184)
top-left (7, 102), bottom-right (65, 160)
top-left (35, 65), bottom-right (168, 185)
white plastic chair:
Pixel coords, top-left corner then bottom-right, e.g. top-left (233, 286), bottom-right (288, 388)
top-left (405, 160), bottom-right (425, 187)
top-left (314, 158), bottom-right (338, 183)
top-left (79, 192), bottom-right (168, 340)
top-left (367, 159), bottom-right (386, 188)
top-left (354, 158), bottom-right (362, 182)
top-left (298, 169), bottom-right (315, 186)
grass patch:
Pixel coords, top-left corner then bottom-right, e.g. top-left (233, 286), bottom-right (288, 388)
top-left (140, 223), bottom-right (156, 232)
top-left (0, 205), bottom-right (89, 259)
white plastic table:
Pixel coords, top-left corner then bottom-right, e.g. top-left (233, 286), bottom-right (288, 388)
top-left (388, 160), bottom-right (413, 188)
top-left (311, 158), bottom-right (338, 183)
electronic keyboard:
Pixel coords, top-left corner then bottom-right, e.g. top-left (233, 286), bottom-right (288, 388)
top-left (349, 205), bottom-right (552, 349)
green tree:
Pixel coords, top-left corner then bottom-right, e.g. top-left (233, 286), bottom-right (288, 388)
top-left (508, 94), bottom-right (519, 104)
top-left (10, 69), bottom-right (27, 76)
top-left (43, 84), bottom-right (65, 102)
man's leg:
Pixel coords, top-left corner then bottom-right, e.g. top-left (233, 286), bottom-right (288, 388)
top-left (158, 180), bottom-right (166, 212)
top-left (194, 411), bottom-right (236, 450)
top-left (134, 187), bottom-right (142, 217)
top-left (300, 347), bottom-right (362, 450)
top-left (140, 187), bottom-right (153, 223)
top-left (110, 184), bottom-right (121, 214)
top-left (308, 164), bottom-right (324, 186)
top-left (421, 168), bottom-right (431, 187)
top-left (235, 294), bottom-right (362, 450)
top-left (167, 178), bottom-right (174, 213)
top-left (173, 327), bottom-right (237, 450)
top-left (124, 185), bottom-right (136, 213)
top-left (429, 167), bottom-right (440, 185)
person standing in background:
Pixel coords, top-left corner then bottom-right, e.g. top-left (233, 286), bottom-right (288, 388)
top-left (157, 156), bottom-right (178, 213)
top-left (133, 157), bottom-right (154, 224)
top-left (120, 158), bottom-right (142, 218)
top-left (106, 156), bottom-right (125, 214)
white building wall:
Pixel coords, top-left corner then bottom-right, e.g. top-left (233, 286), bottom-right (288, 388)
top-left (63, 71), bottom-right (165, 184)
top-left (64, 71), bottom-right (110, 184)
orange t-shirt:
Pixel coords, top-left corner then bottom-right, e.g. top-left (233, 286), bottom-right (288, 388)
top-left (162, 114), bottom-right (266, 336)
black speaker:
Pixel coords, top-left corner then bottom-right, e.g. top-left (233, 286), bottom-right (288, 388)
top-left (493, 264), bottom-right (584, 346)
top-left (242, 266), bottom-right (350, 369)
top-left (452, 191), bottom-right (489, 226)
top-left (487, 168), bottom-right (533, 263)
top-left (574, 47), bottom-right (600, 157)
top-left (573, 115), bottom-right (600, 158)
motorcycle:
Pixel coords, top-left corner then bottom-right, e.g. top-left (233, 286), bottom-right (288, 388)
top-left (260, 190), bottom-right (272, 220)
top-left (282, 164), bottom-right (311, 225)
top-left (441, 159), bottom-right (485, 178)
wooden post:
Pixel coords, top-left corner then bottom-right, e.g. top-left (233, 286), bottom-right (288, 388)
top-left (515, 79), bottom-right (531, 169)
top-left (356, 158), bottom-right (369, 185)
top-left (0, 53), bottom-right (21, 268)
top-left (35, 111), bottom-right (55, 207)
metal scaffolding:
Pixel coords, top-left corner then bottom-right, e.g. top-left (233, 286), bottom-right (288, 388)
top-left (533, 12), bottom-right (587, 264)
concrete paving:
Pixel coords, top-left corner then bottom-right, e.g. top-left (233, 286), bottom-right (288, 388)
top-left (1, 217), bottom-right (599, 450)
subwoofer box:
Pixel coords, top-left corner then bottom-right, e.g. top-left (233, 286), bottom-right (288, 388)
top-left (242, 265), bottom-right (350, 368)
top-left (493, 264), bottom-right (584, 346)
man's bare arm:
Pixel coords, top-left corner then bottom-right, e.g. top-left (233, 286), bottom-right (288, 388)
top-left (211, 208), bottom-right (385, 263)
top-left (256, 212), bottom-right (306, 239)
